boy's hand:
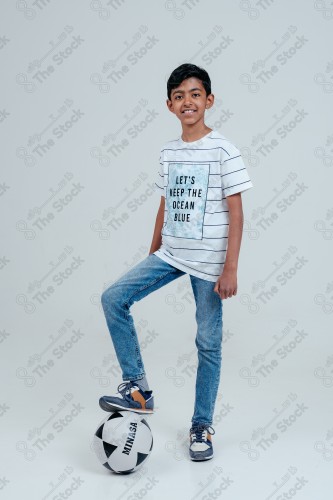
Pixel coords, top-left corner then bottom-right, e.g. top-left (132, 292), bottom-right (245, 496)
top-left (214, 268), bottom-right (237, 299)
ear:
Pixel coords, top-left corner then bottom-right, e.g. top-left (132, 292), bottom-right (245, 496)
top-left (166, 99), bottom-right (175, 113)
top-left (205, 93), bottom-right (215, 109)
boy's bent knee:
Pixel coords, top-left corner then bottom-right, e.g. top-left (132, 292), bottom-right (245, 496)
top-left (101, 284), bottom-right (120, 308)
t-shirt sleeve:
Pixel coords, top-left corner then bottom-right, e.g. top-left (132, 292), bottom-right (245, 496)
top-left (154, 148), bottom-right (165, 197)
top-left (220, 142), bottom-right (253, 197)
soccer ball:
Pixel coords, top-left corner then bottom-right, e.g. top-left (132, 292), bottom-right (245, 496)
top-left (93, 411), bottom-right (153, 474)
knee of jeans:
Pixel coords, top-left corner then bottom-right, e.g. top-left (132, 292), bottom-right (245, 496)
top-left (101, 285), bottom-right (121, 309)
top-left (195, 336), bottom-right (221, 352)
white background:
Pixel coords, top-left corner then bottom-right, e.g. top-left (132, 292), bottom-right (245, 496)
top-left (1, 1), bottom-right (332, 499)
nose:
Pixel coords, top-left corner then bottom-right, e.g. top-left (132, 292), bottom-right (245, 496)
top-left (184, 95), bottom-right (193, 106)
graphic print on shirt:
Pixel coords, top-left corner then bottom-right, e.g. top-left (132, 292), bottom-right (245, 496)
top-left (163, 163), bottom-right (210, 240)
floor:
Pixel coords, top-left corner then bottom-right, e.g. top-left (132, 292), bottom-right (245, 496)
top-left (3, 301), bottom-right (332, 500)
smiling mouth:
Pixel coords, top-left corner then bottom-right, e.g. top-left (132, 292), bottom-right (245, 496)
top-left (182, 109), bottom-right (196, 114)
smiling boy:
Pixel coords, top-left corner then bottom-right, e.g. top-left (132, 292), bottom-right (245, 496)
top-left (99, 64), bottom-right (253, 461)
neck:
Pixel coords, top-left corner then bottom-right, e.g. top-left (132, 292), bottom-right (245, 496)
top-left (181, 126), bottom-right (212, 143)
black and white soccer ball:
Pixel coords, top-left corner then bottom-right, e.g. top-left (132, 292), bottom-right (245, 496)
top-left (93, 411), bottom-right (153, 474)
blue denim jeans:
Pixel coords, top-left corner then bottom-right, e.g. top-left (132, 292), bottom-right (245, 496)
top-left (101, 253), bottom-right (223, 426)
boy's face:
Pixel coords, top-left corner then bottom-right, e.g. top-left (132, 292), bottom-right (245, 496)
top-left (166, 77), bottom-right (214, 126)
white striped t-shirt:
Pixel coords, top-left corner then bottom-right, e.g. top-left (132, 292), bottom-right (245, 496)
top-left (154, 129), bottom-right (253, 282)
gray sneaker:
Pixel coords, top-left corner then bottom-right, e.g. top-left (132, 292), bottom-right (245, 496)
top-left (99, 381), bottom-right (154, 414)
top-left (189, 424), bottom-right (215, 461)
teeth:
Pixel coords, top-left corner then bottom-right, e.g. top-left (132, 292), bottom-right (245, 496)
top-left (183, 110), bottom-right (195, 113)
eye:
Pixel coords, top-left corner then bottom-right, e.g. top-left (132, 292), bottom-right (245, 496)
top-left (193, 93), bottom-right (200, 97)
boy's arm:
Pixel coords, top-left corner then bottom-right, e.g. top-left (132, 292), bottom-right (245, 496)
top-left (214, 192), bottom-right (244, 299)
top-left (149, 196), bottom-right (165, 254)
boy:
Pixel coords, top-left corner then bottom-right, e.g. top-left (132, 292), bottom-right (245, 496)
top-left (99, 64), bottom-right (253, 461)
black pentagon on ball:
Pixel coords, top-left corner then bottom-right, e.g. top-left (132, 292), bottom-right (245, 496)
top-left (95, 424), bottom-right (104, 439)
top-left (136, 452), bottom-right (148, 467)
top-left (103, 461), bottom-right (134, 474)
top-left (103, 442), bottom-right (117, 458)
top-left (102, 461), bottom-right (135, 474)
top-left (103, 462), bottom-right (114, 471)
top-left (108, 411), bottom-right (124, 420)
top-left (116, 468), bottom-right (134, 475)
top-left (95, 411), bottom-right (124, 439)
top-left (141, 418), bottom-right (151, 430)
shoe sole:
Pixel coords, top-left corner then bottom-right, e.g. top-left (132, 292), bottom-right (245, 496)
top-left (99, 400), bottom-right (154, 414)
top-left (190, 454), bottom-right (213, 461)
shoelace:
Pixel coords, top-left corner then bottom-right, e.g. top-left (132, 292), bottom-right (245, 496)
top-left (117, 381), bottom-right (136, 402)
top-left (117, 381), bottom-right (146, 402)
top-left (190, 424), bottom-right (215, 442)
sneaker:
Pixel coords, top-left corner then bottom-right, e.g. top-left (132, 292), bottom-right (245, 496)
top-left (189, 424), bottom-right (215, 461)
top-left (99, 381), bottom-right (154, 414)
